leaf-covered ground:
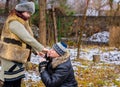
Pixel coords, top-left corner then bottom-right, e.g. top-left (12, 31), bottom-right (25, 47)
top-left (21, 58), bottom-right (120, 87)
top-left (1, 45), bottom-right (120, 87)
top-left (74, 59), bottom-right (120, 87)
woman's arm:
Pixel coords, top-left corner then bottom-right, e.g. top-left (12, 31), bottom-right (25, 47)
top-left (9, 20), bottom-right (44, 52)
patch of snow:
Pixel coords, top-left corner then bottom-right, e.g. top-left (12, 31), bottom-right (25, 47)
top-left (87, 31), bottom-right (109, 43)
top-left (116, 77), bottom-right (120, 81)
top-left (68, 48), bottom-right (120, 65)
top-left (24, 71), bottom-right (41, 82)
top-left (30, 46), bottom-right (120, 66)
top-left (20, 31), bottom-right (120, 82)
top-left (30, 53), bottom-right (42, 64)
top-left (68, 48), bottom-right (77, 60)
top-left (101, 51), bottom-right (120, 62)
top-left (72, 61), bottom-right (81, 66)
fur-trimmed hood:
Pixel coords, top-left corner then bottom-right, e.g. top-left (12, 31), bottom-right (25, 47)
top-left (51, 51), bottom-right (70, 68)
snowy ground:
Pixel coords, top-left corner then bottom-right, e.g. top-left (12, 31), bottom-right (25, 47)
top-left (29, 46), bottom-right (120, 67)
top-left (72, 31), bottom-right (120, 65)
top-left (87, 31), bottom-right (109, 43)
top-left (24, 31), bottom-right (120, 83)
top-left (0, 31), bottom-right (120, 84)
top-left (25, 46), bottom-right (120, 82)
top-left (69, 48), bottom-right (120, 64)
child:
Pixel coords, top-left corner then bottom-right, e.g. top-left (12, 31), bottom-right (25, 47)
top-left (39, 42), bottom-right (78, 87)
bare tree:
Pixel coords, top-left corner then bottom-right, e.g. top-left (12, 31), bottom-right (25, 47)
top-left (38, 0), bottom-right (47, 46)
top-left (109, 0), bottom-right (120, 48)
top-left (4, 0), bottom-right (10, 14)
top-left (47, 0), bottom-right (68, 44)
top-left (77, 0), bottom-right (90, 58)
top-left (114, 1), bottom-right (120, 16)
top-left (51, 5), bottom-right (58, 43)
top-left (4, 0), bottom-right (20, 14)
top-left (28, 0), bottom-right (35, 2)
top-left (72, 0), bottom-right (86, 14)
top-left (9, 0), bottom-right (19, 10)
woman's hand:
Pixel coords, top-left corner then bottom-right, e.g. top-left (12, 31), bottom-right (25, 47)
top-left (42, 48), bottom-right (49, 53)
top-left (37, 48), bottom-right (49, 57)
top-left (37, 52), bottom-right (45, 57)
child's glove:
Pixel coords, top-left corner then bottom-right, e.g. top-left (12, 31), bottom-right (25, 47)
top-left (39, 61), bottom-right (47, 73)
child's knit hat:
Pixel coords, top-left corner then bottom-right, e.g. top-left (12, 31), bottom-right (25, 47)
top-left (53, 42), bottom-right (67, 56)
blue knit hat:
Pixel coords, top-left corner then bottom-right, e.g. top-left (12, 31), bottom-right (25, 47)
top-left (53, 42), bottom-right (67, 56)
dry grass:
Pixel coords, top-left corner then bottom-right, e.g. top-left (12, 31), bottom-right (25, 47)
top-left (21, 80), bottom-right (45, 87)
top-left (21, 58), bottom-right (120, 87)
top-left (74, 59), bottom-right (120, 87)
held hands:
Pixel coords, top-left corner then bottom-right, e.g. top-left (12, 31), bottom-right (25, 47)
top-left (42, 48), bottom-right (49, 53)
top-left (37, 48), bottom-right (49, 57)
top-left (37, 48), bottom-right (49, 73)
top-left (37, 52), bottom-right (45, 57)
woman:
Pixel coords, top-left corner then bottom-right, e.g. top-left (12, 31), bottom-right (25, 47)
top-left (0, 1), bottom-right (47, 87)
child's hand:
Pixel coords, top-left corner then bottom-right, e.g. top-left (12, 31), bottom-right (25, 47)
top-left (39, 57), bottom-right (46, 63)
top-left (37, 52), bottom-right (45, 58)
top-left (39, 60), bottom-right (47, 73)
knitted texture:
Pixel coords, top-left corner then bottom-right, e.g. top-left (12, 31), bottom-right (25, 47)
top-left (53, 42), bottom-right (67, 56)
top-left (15, 1), bottom-right (35, 15)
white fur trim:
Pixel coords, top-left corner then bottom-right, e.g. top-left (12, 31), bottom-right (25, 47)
top-left (15, 2), bottom-right (35, 15)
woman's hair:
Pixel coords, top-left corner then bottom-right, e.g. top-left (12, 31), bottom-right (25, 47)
top-left (9, 9), bottom-right (28, 20)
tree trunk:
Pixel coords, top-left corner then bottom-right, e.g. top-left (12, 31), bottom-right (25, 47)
top-left (9, 0), bottom-right (18, 10)
top-left (38, 0), bottom-right (46, 46)
top-left (77, 0), bottom-right (90, 58)
top-left (109, 26), bottom-right (120, 48)
top-left (52, 5), bottom-right (58, 43)
top-left (17, 0), bottom-right (20, 3)
top-left (4, 0), bottom-right (10, 14)
top-left (28, 0), bottom-right (35, 2)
